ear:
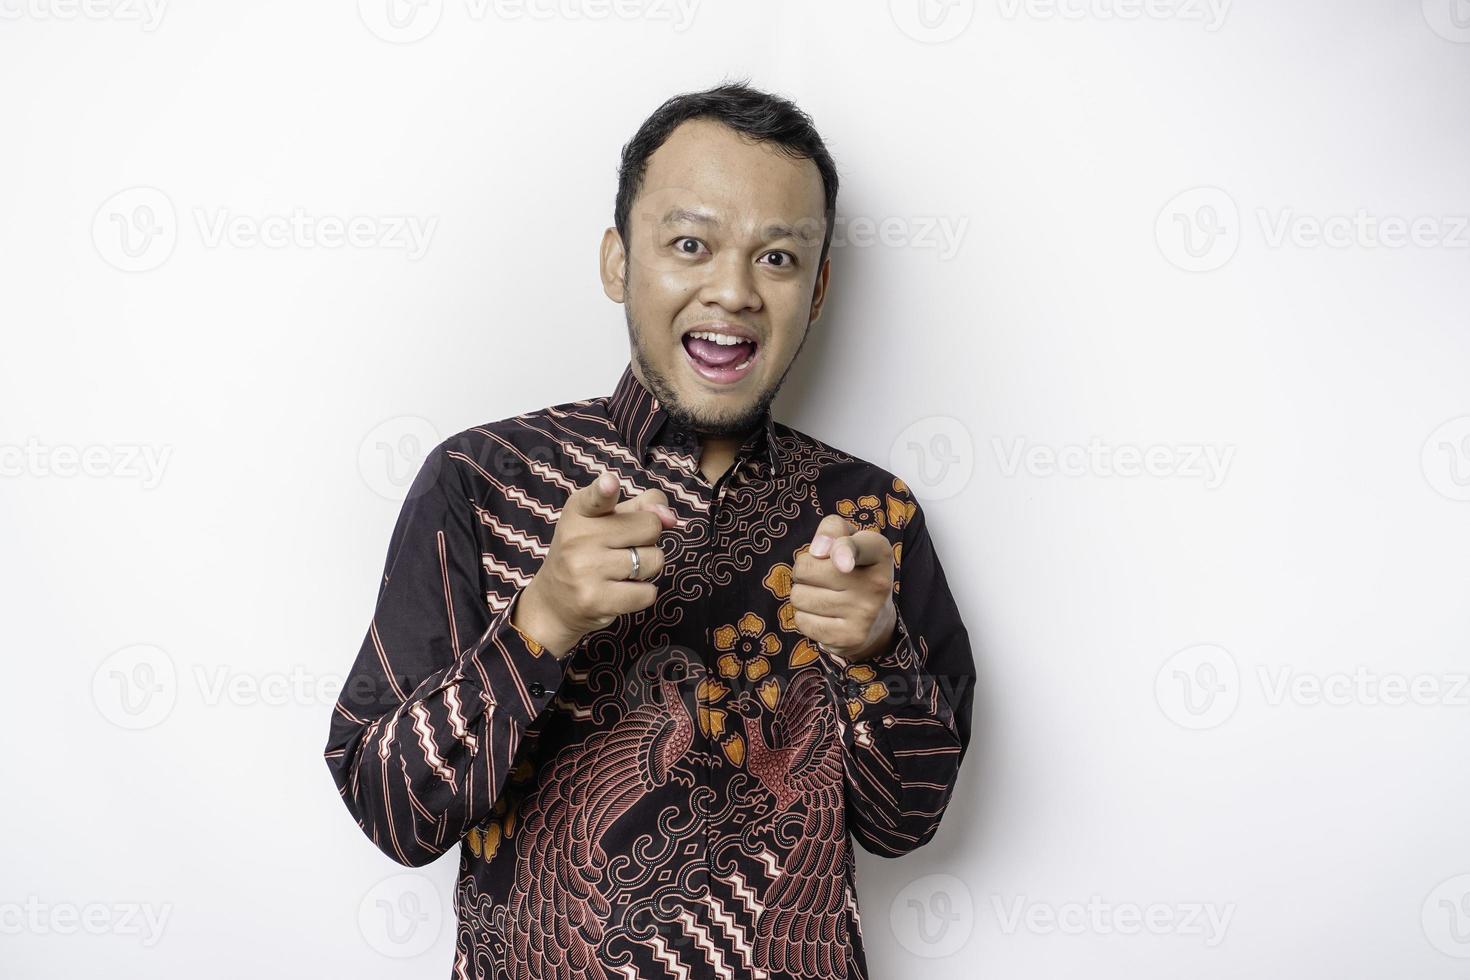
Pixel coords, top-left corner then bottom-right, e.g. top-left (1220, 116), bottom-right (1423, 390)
top-left (600, 226), bottom-right (627, 302)
top-left (807, 254), bottom-right (831, 325)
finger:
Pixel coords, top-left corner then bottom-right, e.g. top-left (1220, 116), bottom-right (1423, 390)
top-left (597, 580), bottom-right (659, 617)
top-left (600, 544), bottom-right (665, 583)
top-left (614, 488), bottom-right (677, 528)
top-left (788, 581), bottom-right (849, 618)
top-left (592, 509), bottom-right (665, 548)
top-left (808, 514), bottom-right (854, 558)
top-left (791, 608), bottom-right (864, 652)
top-left (793, 549), bottom-right (850, 589)
top-left (830, 530), bottom-right (892, 573)
top-left (570, 470), bottom-right (621, 518)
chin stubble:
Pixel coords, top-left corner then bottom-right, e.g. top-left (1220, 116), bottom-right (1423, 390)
top-left (623, 300), bottom-right (808, 440)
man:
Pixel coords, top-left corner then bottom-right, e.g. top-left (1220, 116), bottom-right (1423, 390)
top-left (324, 81), bottom-right (976, 980)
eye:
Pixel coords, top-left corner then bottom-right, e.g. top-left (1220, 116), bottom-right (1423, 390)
top-left (761, 251), bottom-right (797, 269)
top-left (672, 237), bottom-right (708, 256)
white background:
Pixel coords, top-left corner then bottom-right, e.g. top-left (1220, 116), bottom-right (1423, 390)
top-left (3, 0), bottom-right (1469, 977)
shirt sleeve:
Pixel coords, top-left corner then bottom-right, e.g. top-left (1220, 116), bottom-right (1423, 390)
top-left (820, 489), bottom-right (976, 857)
top-left (322, 440), bottom-right (568, 867)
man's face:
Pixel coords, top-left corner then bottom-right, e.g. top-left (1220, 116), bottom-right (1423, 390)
top-left (600, 118), bottom-right (830, 438)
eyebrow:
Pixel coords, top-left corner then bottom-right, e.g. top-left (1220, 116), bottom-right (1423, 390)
top-left (660, 207), bottom-right (822, 246)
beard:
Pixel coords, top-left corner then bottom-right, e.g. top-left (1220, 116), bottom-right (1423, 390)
top-left (623, 297), bottom-right (809, 440)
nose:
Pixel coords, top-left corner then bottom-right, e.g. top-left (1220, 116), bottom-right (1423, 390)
top-left (697, 249), bottom-right (762, 315)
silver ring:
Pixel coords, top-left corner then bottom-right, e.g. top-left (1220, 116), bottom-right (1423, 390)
top-left (626, 546), bottom-right (641, 581)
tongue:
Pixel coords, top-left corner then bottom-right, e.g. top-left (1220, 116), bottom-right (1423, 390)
top-left (685, 336), bottom-right (751, 366)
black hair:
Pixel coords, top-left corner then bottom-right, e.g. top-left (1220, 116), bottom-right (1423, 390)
top-left (614, 78), bottom-right (840, 268)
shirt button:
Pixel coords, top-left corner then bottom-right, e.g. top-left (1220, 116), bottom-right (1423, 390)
top-left (529, 681), bottom-right (545, 698)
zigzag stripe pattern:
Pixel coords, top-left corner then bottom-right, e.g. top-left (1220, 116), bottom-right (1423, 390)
top-left (409, 702), bottom-right (456, 786)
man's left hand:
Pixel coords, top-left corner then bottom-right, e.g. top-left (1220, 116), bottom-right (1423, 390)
top-left (790, 514), bottom-right (897, 663)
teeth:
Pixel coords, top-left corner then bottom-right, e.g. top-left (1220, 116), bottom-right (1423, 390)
top-left (686, 330), bottom-right (753, 347)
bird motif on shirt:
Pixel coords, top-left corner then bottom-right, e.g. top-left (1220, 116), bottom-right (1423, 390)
top-left (503, 653), bottom-right (700, 980)
top-left (735, 668), bottom-right (850, 979)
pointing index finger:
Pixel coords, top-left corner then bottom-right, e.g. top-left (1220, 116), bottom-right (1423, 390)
top-left (571, 470), bottom-right (620, 518)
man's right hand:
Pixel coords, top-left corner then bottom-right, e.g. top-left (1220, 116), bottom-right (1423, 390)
top-left (511, 470), bottom-right (677, 659)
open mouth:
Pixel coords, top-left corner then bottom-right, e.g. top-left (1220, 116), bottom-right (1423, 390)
top-left (680, 326), bottom-right (760, 385)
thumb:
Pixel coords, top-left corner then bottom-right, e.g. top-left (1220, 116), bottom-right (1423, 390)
top-left (570, 470), bottom-right (621, 518)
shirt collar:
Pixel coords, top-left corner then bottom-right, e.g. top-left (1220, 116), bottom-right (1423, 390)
top-left (607, 362), bottom-right (781, 477)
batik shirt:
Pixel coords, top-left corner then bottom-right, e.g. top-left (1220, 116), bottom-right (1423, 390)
top-left (324, 363), bottom-right (976, 979)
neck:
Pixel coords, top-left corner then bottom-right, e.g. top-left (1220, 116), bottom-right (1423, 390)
top-left (698, 436), bottom-right (740, 484)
